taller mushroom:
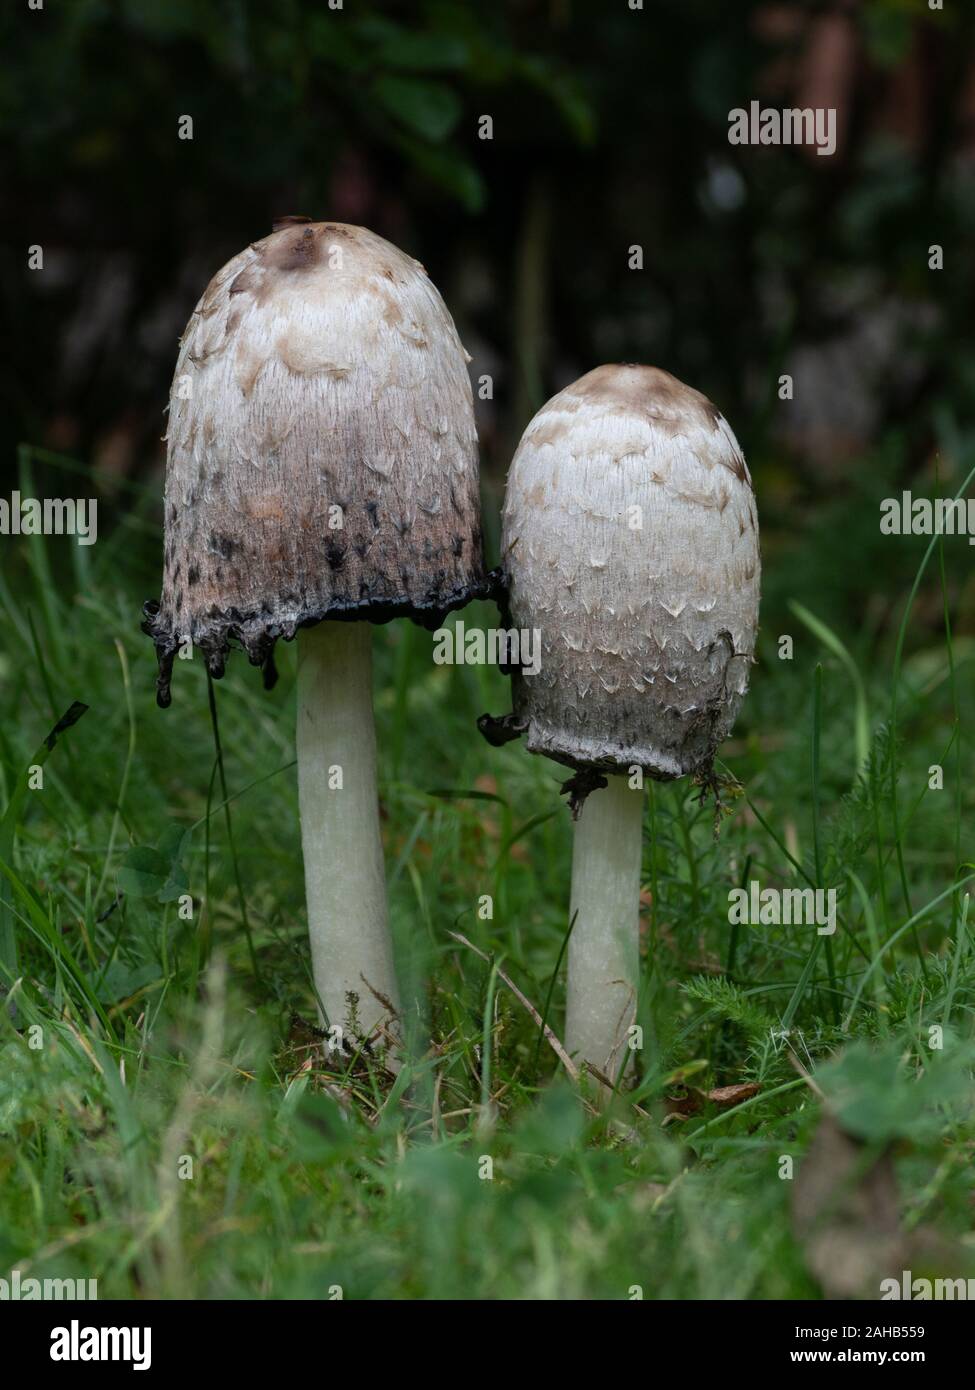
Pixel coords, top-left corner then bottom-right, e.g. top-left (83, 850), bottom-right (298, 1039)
top-left (484, 364), bottom-right (760, 1087)
top-left (144, 218), bottom-right (485, 1052)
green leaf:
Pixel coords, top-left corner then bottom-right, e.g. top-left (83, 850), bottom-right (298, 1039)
top-left (95, 959), bottom-right (163, 1005)
top-left (518, 55), bottom-right (596, 146)
top-left (407, 142), bottom-right (485, 211)
top-left (371, 76), bottom-right (462, 142)
top-left (156, 822), bottom-right (189, 862)
top-left (158, 864), bottom-right (189, 904)
top-left (118, 822), bottom-right (191, 902)
top-left (429, 787), bottom-right (506, 804)
top-left (376, 32), bottom-right (469, 72)
top-left (118, 846), bottom-right (170, 899)
top-left (816, 1042), bottom-right (972, 1144)
top-left (156, 823), bottom-right (191, 903)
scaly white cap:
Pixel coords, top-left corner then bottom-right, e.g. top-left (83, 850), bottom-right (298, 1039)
top-left (144, 219), bottom-right (486, 706)
top-left (499, 363), bottom-right (760, 783)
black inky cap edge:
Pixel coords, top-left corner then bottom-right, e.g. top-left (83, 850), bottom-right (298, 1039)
top-left (142, 567), bottom-right (505, 710)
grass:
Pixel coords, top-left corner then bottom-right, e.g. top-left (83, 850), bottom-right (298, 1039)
top-left (1, 433), bottom-right (974, 1301)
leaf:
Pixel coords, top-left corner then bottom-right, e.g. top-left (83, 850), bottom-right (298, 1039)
top-left (118, 846), bottom-right (170, 899)
top-left (518, 55), bottom-right (596, 145)
top-left (665, 1079), bottom-right (760, 1118)
top-left (94, 959), bottom-right (163, 1005)
top-left (404, 141), bottom-right (484, 211)
top-left (118, 822), bottom-right (190, 903)
top-left (661, 1059), bottom-right (710, 1087)
top-left (376, 32), bottom-right (469, 72)
top-left (371, 76), bottom-right (461, 143)
top-left (495, 809), bottom-right (557, 862)
top-left (156, 824), bottom-right (191, 903)
top-left (815, 1041), bottom-right (971, 1144)
top-left (157, 868), bottom-right (189, 904)
top-left (706, 1082), bottom-right (761, 1107)
top-left (156, 823), bottom-right (189, 862)
top-left (430, 787), bottom-right (507, 805)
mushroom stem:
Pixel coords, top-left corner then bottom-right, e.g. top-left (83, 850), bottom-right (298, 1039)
top-left (565, 775), bottom-right (644, 1086)
top-left (297, 622), bottom-right (399, 1049)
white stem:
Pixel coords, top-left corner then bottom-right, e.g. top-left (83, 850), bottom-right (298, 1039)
top-left (565, 776), bottom-right (644, 1085)
top-left (297, 622), bottom-right (399, 1047)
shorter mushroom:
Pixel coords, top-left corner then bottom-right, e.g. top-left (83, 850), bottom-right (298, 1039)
top-left (483, 364), bottom-right (760, 1089)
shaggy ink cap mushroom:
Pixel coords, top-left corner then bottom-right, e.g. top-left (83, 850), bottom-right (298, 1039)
top-left (143, 218), bottom-right (487, 708)
top-left (144, 218), bottom-right (487, 1055)
top-left (484, 363), bottom-right (760, 1086)
top-left (495, 363), bottom-right (760, 795)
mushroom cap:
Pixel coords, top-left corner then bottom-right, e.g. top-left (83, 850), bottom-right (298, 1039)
top-left (144, 220), bottom-right (485, 706)
top-left (502, 364), bottom-right (760, 779)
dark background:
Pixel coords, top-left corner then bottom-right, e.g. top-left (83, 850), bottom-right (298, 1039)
top-left (3, 0), bottom-right (974, 629)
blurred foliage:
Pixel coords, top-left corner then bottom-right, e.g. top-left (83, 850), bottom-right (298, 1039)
top-left (2, 0), bottom-right (973, 501)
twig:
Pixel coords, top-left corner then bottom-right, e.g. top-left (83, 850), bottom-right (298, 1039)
top-left (447, 930), bottom-right (579, 1081)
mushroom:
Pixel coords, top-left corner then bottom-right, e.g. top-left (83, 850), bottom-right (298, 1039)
top-left (483, 364), bottom-right (760, 1087)
top-left (144, 218), bottom-right (486, 1054)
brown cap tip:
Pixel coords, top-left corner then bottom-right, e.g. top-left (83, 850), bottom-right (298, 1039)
top-left (271, 214), bottom-right (313, 231)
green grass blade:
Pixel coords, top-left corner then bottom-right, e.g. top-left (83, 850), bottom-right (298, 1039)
top-left (0, 701), bottom-right (89, 996)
